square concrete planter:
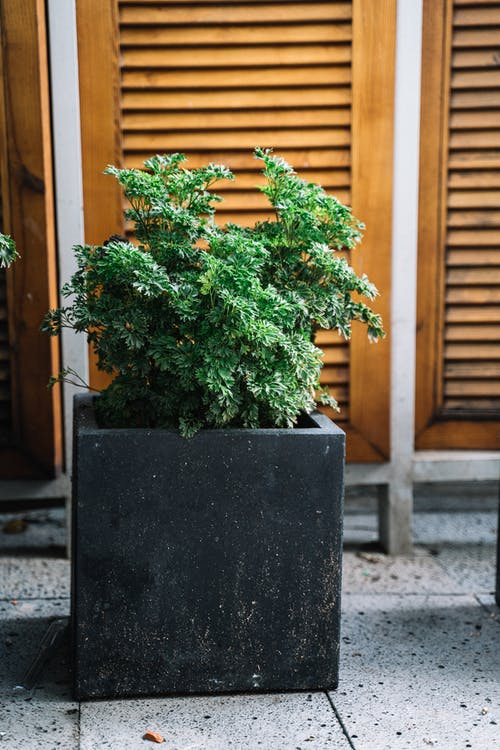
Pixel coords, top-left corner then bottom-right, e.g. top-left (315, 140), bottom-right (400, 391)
top-left (71, 394), bottom-right (345, 699)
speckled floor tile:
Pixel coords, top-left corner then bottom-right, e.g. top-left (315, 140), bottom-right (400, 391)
top-left (0, 558), bottom-right (70, 599)
top-left (342, 551), bottom-right (460, 594)
top-left (0, 506), bottom-right (497, 750)
top-left (332, 593), bottom-right (500, 750)
top-left (0, 507), bottom-right (67, 553)
top-left (431, 547), bottom-right (497, 595)
top-left (413, 512), bottom-right (497, 594)
top-left (80, 692), bottom-right (348, 750)
top-left (0, 598), bottom-right (77, 749)
top-left (413, 511), bottom-right (497, 547)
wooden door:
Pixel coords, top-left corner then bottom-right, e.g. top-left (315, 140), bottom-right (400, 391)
top-left (77, 0), bottom-right (395, 462)
top-left (0, 0), bottom-right (62, 478)
top-left (416, 0), bottom-right (500, 449)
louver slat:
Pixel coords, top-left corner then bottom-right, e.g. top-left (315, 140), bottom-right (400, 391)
top-left (444, 0), bottom-right (500, 415)
top-left (118, 0), bottom-right (353, 420)
top-left (119, 3), bottom-right (351, 25)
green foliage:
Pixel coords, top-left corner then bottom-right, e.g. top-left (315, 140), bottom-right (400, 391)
top-left (43, 149), bottom-right (384, 436)
top-left (0, 233), bottom-right (19, 268)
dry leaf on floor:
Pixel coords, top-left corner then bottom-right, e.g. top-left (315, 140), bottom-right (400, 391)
top-left (3, 518), bottom-right (28, 534)
top-left (356, 552), bottom-right (381, 563)
top-left (143, 730), bottom-right (166, 743)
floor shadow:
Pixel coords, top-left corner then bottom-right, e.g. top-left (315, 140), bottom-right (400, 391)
top-left (1, 614), bottom-right (72, 701)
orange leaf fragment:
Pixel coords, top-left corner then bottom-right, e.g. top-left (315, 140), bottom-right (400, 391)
top-left (143, 730), bottom-right (165, 744)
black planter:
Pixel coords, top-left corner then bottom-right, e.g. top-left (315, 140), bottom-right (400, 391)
top-left (71, 394), bottom-right (345, 699)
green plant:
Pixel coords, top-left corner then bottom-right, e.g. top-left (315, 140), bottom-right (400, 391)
top-left (0, 233), bottom-right (19, 268)
top-left (43, 148), bottom-right (384, 436)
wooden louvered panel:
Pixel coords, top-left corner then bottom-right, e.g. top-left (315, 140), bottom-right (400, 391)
top-left (446, 0), bottom-right (500, 417)
top-left (79, 1), bottom-right (393, 461)
top-left (416, 0), bottom-right (500, 448)
top-left (118, 0), bottom-right (353, 426)
top-left (0, 59), bottom-right (12, 445)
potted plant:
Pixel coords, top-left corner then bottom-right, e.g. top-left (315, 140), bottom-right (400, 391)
top-left (43, 148), bottom-right (384, 699)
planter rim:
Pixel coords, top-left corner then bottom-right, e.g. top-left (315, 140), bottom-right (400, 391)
top-left (74, 393), bottom-right (345, 438)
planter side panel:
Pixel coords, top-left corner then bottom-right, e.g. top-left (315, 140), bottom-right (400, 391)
top-left (72, 396), bottom-right (345, 699)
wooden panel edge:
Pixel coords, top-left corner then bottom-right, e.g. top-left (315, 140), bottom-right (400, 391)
top-left (415, 419), bottom-right (500, 450)
top-left (415, 0), bottom-right (452, 439)
top-left (349, 0), bottom-right (396, 460)
top-left (344, 423), bottom-right (386, 463)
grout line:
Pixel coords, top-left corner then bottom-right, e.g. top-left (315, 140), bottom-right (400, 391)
top-left (341, 591), bottom-right (486, 597)
top-left (0, 596), bottom-right (70, 602)
top-left (325, 690), bottom-right (357, 750)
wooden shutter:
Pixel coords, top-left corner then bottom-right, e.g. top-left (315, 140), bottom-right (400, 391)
top-left (78, 0), bottom-right (395, 462)
top-left (120, 0), bottom-right (354, 436)
top-left (0, 0), bottom-right (62, 477)
top-left (416, 0), bottom-right (500, 449)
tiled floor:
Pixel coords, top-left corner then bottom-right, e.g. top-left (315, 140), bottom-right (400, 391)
top-left (0, 505), bottom-right (498, 750)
